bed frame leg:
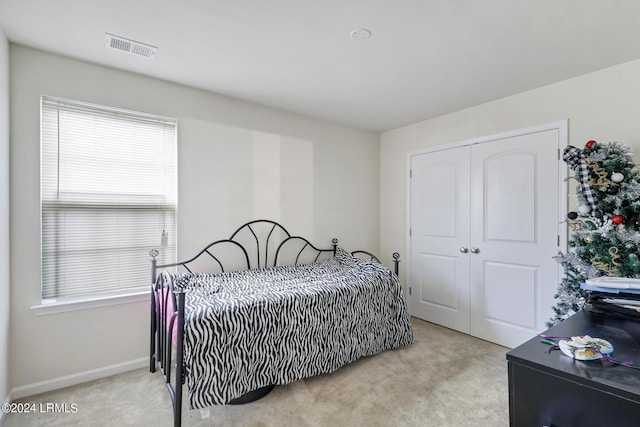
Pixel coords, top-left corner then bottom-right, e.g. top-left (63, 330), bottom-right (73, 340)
top-left (150, 255), bottom-right (158, 373)
top-left (150, 288), bottom-right (156, 373)
top-left (174, 291), bottom-right (186, 427)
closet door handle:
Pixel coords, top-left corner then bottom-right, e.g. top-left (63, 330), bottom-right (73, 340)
top-left (470, 247), bottom-right (480, 254)
top-left (459, 247), bottom-right (469, 253)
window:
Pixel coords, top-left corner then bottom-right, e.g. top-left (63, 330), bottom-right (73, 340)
top-left (41, 96), bottom-right (177, 302)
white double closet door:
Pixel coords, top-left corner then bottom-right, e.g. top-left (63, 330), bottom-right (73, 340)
top-left (408, 122), bottom-right (566, 348)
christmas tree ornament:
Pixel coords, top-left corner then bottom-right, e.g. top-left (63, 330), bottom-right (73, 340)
top-left (613, 215), bottom-right (625, 224)
top-left (562, 146), bottom-right (600, 212)
top-left (585, 140), bottom-right (597, 148)
top-left (607, 186), bottom-right (620, 195)
top-left (568, 220), bottom-right (583, 231)
top-left (567, 211), bottom-right (578, 220)
top-left (609, 247), bottom-right (622, 266)
top-left (591, 164), bottom-right (610, 187)
top-left (578, 205), bottom-right (591, 215)
top-left (611, 172), bottom-right (625, 183)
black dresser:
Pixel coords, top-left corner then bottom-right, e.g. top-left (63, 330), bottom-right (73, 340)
top-left (506, 309), bottom-right (640, 427)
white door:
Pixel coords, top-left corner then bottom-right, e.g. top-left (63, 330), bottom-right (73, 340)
top-left (469, 129), bottom-right (561, 348)
top-left (409, 146), bottom-right (471, 334)
top-left (409, 124), bottom-right (565, 348)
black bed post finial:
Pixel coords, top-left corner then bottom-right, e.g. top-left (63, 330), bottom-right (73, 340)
top-left (392, 252), bottom-right (400, 277)
top-left (150, 249), bottom-right (159, 284)
top-left (332, 238), bottom-right (338, 255)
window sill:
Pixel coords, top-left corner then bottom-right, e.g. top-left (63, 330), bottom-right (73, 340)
top-left (31, 291), bottom-right (150, 316)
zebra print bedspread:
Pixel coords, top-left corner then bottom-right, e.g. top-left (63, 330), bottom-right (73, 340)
top-left (159, 247), bottom-right (414, 408)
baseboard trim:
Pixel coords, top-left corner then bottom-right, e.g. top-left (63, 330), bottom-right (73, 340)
top-left (11, 357), bottom-right (147, 400)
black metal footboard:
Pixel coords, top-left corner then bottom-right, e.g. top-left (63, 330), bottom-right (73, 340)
top-left (149, 257), bottom-right (186, 427)
top-left (352, 250), bottom-right (400, 275)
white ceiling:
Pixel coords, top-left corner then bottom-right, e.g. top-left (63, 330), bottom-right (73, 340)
top-left (2, 1), bottom-right (640, 132)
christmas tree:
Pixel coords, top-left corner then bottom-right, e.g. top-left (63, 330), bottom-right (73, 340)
top-left (549, 140), bottom-right (640, 325)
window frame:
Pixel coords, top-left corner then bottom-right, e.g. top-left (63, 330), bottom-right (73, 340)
top-left (37, 96), bottom-right (177, 313)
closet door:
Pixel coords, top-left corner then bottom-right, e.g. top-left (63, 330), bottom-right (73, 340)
top-left (409, 146), bottom-right (471, 333)
top-left (408, 123), bottom-right (564, 348)
top-left (469, 129), bottom-right (561, 348)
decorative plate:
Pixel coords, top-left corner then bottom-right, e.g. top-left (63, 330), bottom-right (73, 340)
top-left (558, 335), bottom-right (614, 360)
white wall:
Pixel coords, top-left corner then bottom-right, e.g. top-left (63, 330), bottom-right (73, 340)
top-left (380, 58), bottom-right (640, 285)
top-left (0, 28), bottom-right (11, 412)
top-left (9, 44), bottom-right (379, 391)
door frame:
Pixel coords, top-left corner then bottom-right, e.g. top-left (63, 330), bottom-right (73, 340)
top-left (405, 120), bottom-right (568, 327)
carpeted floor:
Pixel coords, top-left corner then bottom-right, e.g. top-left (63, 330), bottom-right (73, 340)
top-left (4, 317), bottom-right (509, 426)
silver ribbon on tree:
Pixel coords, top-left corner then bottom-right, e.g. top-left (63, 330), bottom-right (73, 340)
top-left (562, 145), bottom-right (599, 213)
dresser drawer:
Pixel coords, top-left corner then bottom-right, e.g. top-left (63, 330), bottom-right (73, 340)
top-left (509, 362), bottom-right (639, 427)
top-left (507, 310), bottom-right (640, 427)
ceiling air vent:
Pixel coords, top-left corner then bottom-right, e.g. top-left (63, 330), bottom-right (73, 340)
top-left (104, 33), bottom-right (157, 59)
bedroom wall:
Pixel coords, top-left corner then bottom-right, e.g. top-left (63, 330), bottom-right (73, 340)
top-left (9, 44), bottom-right (379, 392)
top-left (380, 57), bottom-right (640, 286)
top-left (0, 28), bottom-right (11, 414)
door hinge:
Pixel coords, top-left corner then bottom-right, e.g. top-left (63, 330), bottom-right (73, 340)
top-left (409, 286), bottom-right (412, 295)
top-left (409, 169), bottom-right (412, 178)
top-left (409, 228), bottom-right (412, 237)
top-left (558, 148), bottom-right (561, 160)
top-left (558, 235), bottom-right (560, 246)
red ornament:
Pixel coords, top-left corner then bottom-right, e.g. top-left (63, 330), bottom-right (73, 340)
top-left (585, 140), bottom-right (597, 148)
top-left (612, 215), bottom-right (624, 224)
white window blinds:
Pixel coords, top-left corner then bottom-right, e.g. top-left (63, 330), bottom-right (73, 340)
top-left (41, 96), bottom-right (177, 301)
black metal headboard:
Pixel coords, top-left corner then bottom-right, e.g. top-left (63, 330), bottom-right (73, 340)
top-left (149, 219), bottom-right (337, 283)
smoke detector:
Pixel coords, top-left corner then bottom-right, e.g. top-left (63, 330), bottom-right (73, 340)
top-left (350, 29), bottom-right (371, 41)
top-left (104, 33), bottom-right (157, 59)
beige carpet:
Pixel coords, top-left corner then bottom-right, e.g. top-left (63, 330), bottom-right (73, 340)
top-left (4, 318), bottom-right (509, 426)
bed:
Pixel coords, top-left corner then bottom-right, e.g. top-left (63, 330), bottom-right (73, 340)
top-left (149, 219), bottom-right (414, 427)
